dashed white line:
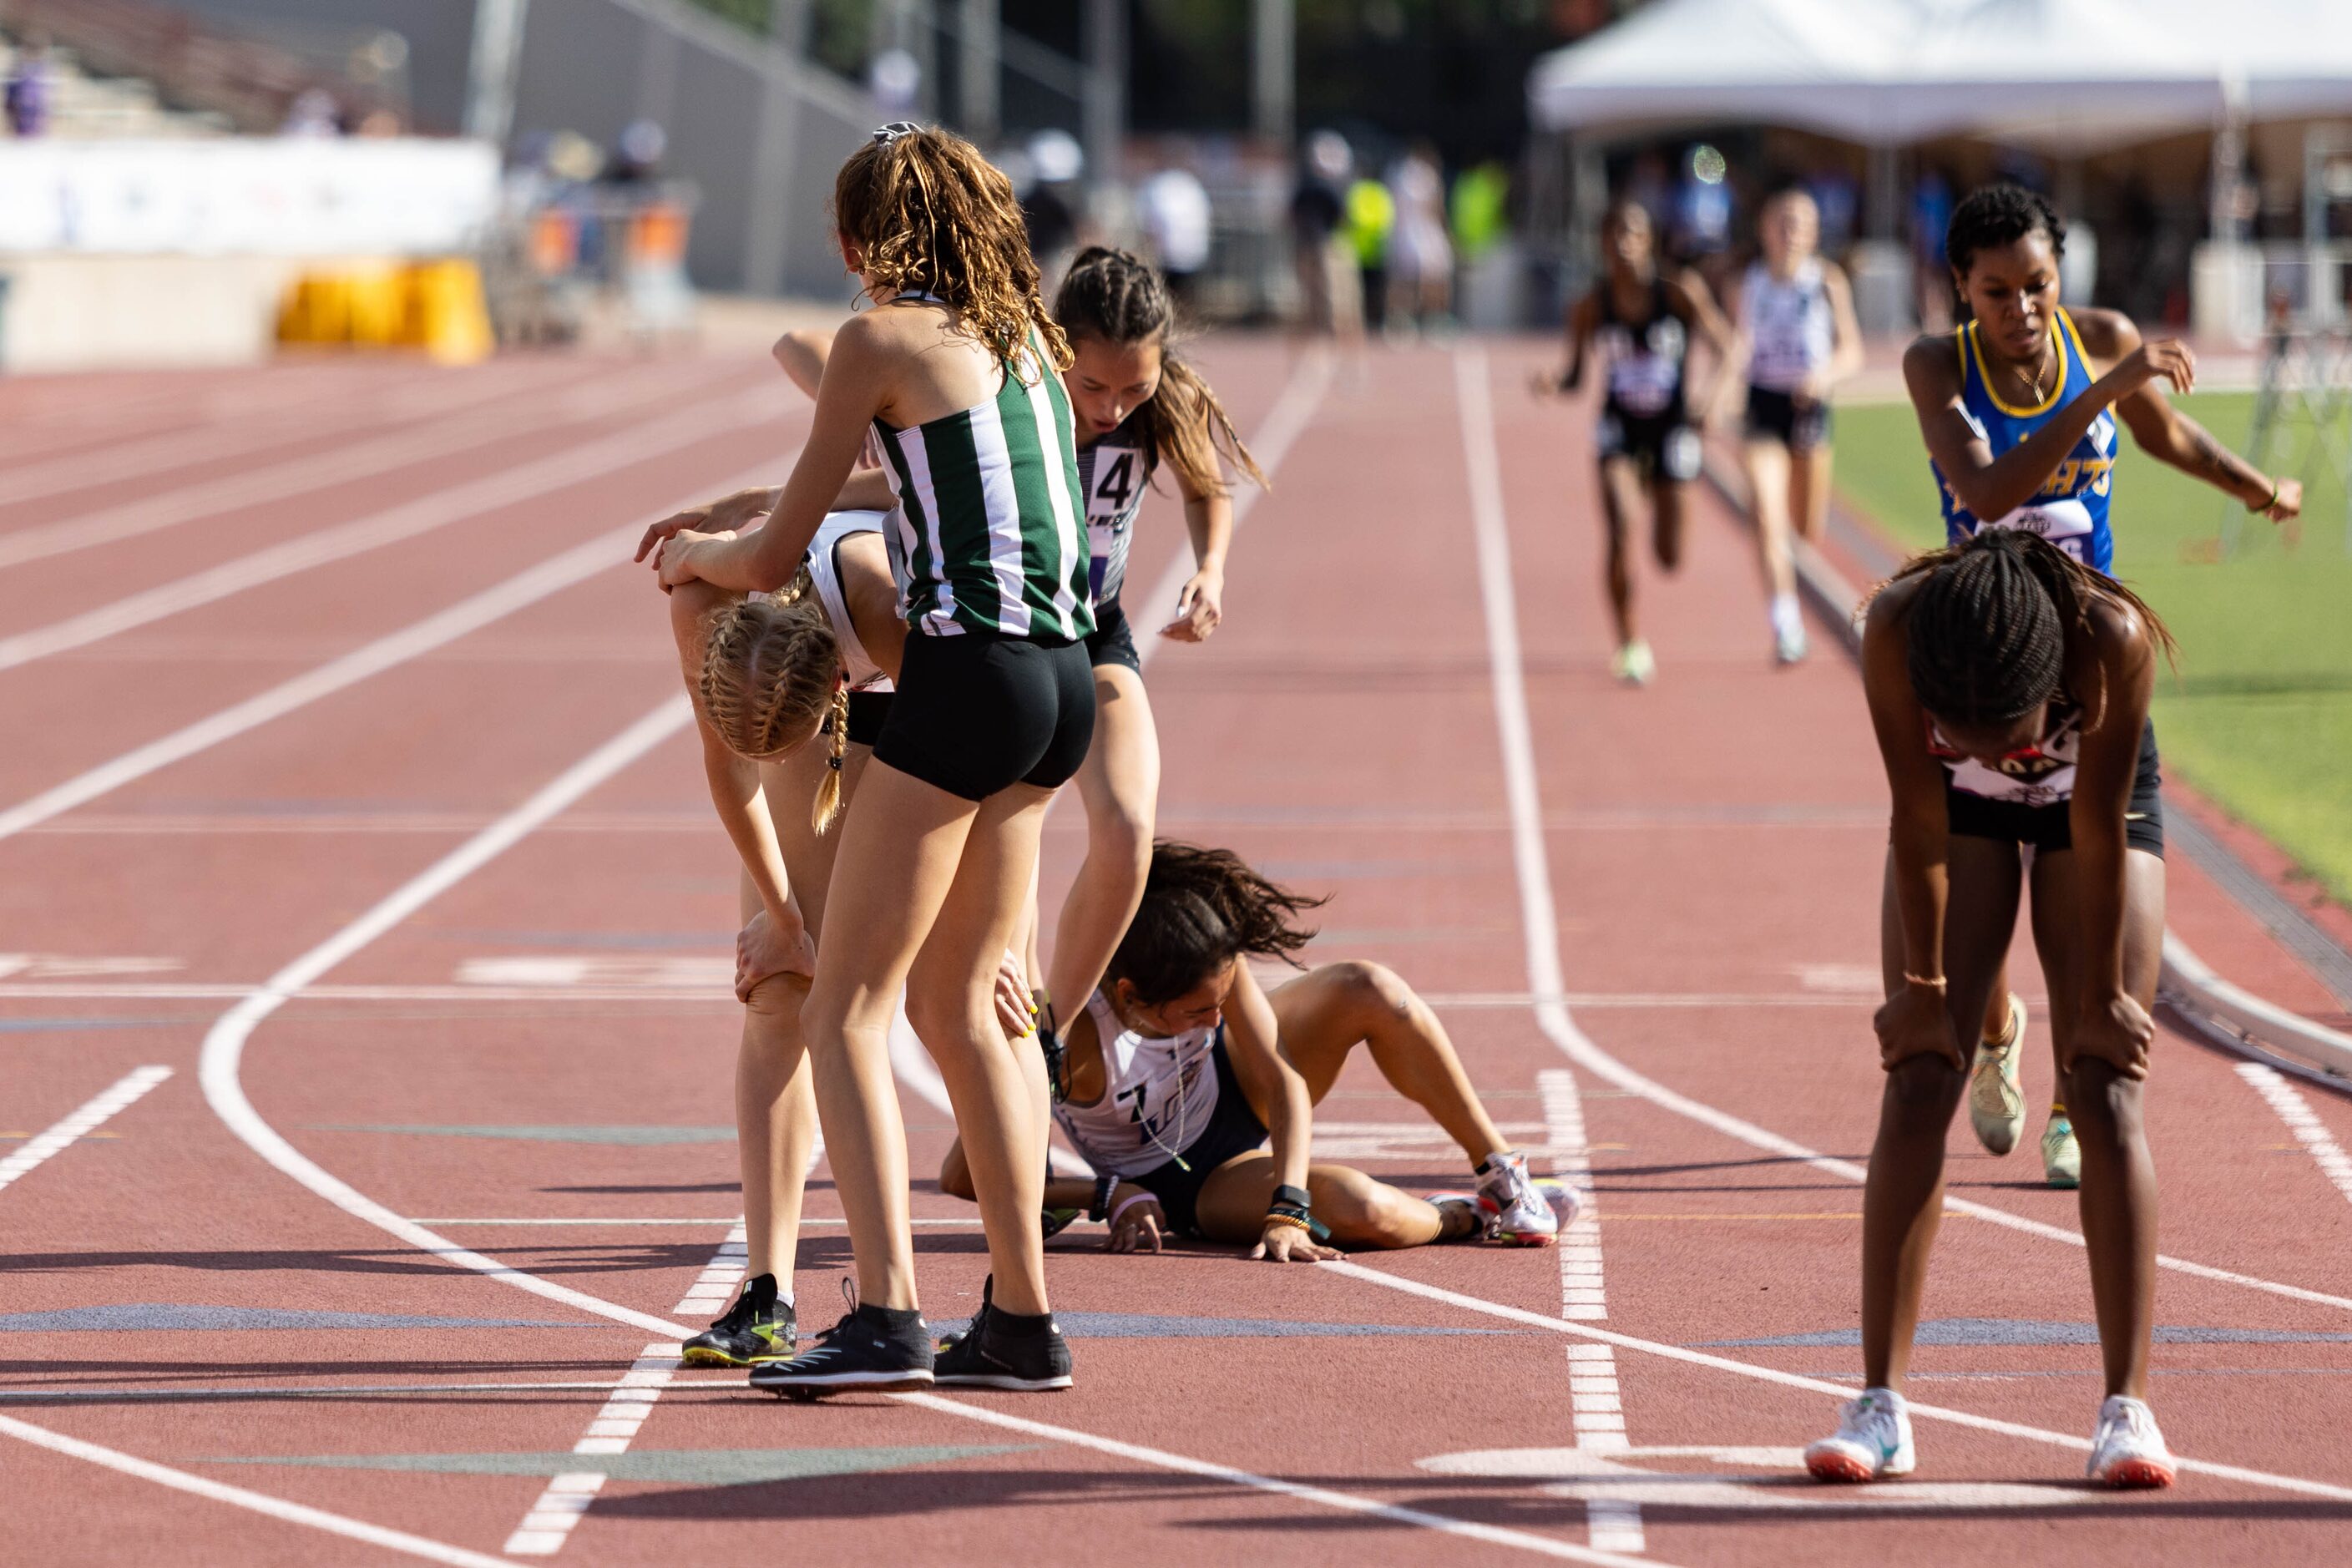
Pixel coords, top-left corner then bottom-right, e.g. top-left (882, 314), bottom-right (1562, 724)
top-left (0, 1065), bottom-right (171, 1195)
top-left (2238, 1063), bottom-right (2352, 1208)
top-left (673, 1222), bottom-right (751, 1318)
top-left (502, 1343), bottom-right (682, 1557)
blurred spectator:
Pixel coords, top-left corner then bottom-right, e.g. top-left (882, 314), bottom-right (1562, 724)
top-left (1450, 159), bottom-right (1510, 263)
top-left (1671, 144), bottom-right (1732, 265)
top-left (281, 88), bottom-right (339, 138)
top-left (1805, 165), bottom-right (1859, 257)
top-left (1343, 173), bottom-right (1396, 335)
top-left (1021, 129), bottom-right (1086, 295)
top-left (1290, 131), bottom-right (1357, 336)
top-left (1911, 166), bottom-right (1954, 329)
top-left (1622, 149), bottom-right (1672, 236)
top-left (1385, 142), bottom-right (1454, 333)
top-left (5, 34), bottom-right (48, 138)
top-left (1139, 162), bottom-right (1213, 310)
top-left (602, 120), bottom-right (666, 185)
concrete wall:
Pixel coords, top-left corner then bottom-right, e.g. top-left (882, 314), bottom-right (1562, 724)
top-left (0, 253), bottom-right (299, 370)
top-left (168, 0), bottom-right (877, 297)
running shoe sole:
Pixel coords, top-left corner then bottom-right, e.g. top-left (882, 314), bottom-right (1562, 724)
top-left (1804, 1448), bottom-right (1878, 1484)
top-left (753, 1368), bottom-right (935, 1401)
top-left (1492, 1227), bottom-right (1557, 1248)
top-left (680, 1345), bottom-right (792, 1368)
top-left (932, 1372), bottom-right (1074, 1392)
top-left (2094, 1456), bottom-right (2176, 1489)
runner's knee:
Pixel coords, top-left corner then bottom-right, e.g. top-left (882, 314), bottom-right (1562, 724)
top-left (1329, 959), bottom-right (1415, 1027)
top-left (1311, 1168), bottom-right (1420, 1248)
top-left (1884, 1055), bottom-right (1962, 1127)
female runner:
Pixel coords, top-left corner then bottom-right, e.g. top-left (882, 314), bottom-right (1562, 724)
top-left (1732, 185), bottom-right (1863, 665)
top-left (767, 248), bottom-right (1268, 1045)
top-left (1537, 199), bottom-right (1733, 686)
top-left (651, 123), bottom-right (1092, 1394)
top-left (941, 842), bottom-right (1575, 1253)
top-left (655, 501), bottom-right (898, 1367)
top-left (1901, 185), bottom-right (2300, 1186)
top-left (1808, 529), bottom-right (2178, 1488)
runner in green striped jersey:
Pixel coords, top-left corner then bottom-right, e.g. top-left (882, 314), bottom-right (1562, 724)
top-left (648, 122), bottom-right (1087, 1398)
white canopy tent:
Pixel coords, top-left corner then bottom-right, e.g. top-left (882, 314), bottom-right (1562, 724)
top-left (1527, 0), bottom-right (2352, 150)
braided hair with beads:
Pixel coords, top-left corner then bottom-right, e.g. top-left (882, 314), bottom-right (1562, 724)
top-left (1877, 529), bottom-right (2172, 730)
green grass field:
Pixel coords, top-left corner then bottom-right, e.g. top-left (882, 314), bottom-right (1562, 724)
top-left (1831, 393), bottom-right (2352, 905)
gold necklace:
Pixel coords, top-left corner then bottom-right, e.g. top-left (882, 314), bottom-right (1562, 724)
top-left (2003, 337), bottom-right (2056, 404)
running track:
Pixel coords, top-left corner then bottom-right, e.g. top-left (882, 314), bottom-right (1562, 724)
top-left (4, 341), bottom-right (2350, 1566)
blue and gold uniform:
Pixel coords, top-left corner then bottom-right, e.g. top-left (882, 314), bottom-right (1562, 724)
top-left (1935, 306), bottom-right (2117, 572)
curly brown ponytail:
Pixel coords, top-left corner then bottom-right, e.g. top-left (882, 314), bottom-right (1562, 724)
top-left (695, 579), bottom-right (847, 832)
top-left (1878, 529), bottom-right (2174, 730)
top-left (1055, 246), bottom-right (1267, 498)
top-left (1104, 840), bottom-right (1325, 1006)
top-left (834, 124), bottom-right (1070, 378)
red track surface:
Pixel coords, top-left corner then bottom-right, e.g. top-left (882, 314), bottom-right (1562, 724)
top-left (5, 341), bottom-right (2351, 1566)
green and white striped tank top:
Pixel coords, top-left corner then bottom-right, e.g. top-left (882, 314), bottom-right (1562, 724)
top-left (873, 326), bottom-right (1095, 642)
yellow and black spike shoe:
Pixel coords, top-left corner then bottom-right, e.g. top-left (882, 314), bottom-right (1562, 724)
top-left (680, 1275), bottom-right (796, 1368)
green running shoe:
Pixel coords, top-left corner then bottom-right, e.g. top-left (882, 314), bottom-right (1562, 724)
top-left (680, 1276), bottom-right (795, 1367)
top-left (2041, 1113), bottom-right (2081, 1189)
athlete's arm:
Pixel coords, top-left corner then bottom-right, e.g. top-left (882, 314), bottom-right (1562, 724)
top-left (771, 328), bottom-right (835, 402)
top-left (1219, 964), bottom-right (1341, 1263)
top-left (2061, 601), bottom-right (2158, 1080)
top-left (657, 315), bottom-right (895, 593)
top-left (1810, 263), bottom-right (1866, 401)
top-left (1902, 331), bottom-right (2190, 523)
top-left (665, 581), bottom-right (812, 984)
top-left (1539, 292), bottom-right (1599, 397)
top-left (1667, 269), bottom-right (1738, 425)
top-left (1161, 445), bottom-right (1233, 643)
top-left (2081, 310), bottom-right (2303, 522)
top-left (1861, 583), bottom-right (1963, 1072)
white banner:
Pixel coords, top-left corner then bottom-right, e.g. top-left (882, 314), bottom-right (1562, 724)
top-left (0, 138), bottom-right (501, 257)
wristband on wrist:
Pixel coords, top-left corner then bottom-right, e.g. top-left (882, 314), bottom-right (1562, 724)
top-left (1263, 1211), bottom-right (1313, 1234)
top-left (1110, 1190), bottom-right (1157, 1229)
top-left (1904, 972), bottom-right (1948, 992)
top-left (1272, 1184), bottom-right (1313, 1213)
top-left (2249, 476), bottom-right (2279, 513)
top-left (1088, 1172), bottom-right (1119, 1224)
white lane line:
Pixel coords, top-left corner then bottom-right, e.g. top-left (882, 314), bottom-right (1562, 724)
top-left (412, 1216), bottom-right (986, 1227)
top-left (2238, 1064), bottom-right (2352, 1208)
top-left (0, 460), bottom-right (774, 847)
top-left (1447, 345), bottom-right (2352, 1319)
top-left (0, 358), bottom-right (741, 571)
top-left (0, 355), bottom-right (584, 509)
top-left (0, 1413), bottom-right (518, 1568)
top-left (502, 1343), bottom-right (680, 1557)
top-left (1459, 347), bottom-right (1646, 1557)
top-left (0, 982), bottom-right (1880, 1006)
top-left (0, 1065), bottom-right (171, 1195)
top-left (1539, 1072), bottom-right (1609, 1323)
top-left (894, 1393), bottom-right (1666, 1568)
top-left (673, 1222), bottom-right (751, 1318)
top-left (0, 384), bottom-right (782, 675)
top-left (199, 697), bottom-right (702, 1343)
top-left (1323, 1259), bottom-right (2352, 1502)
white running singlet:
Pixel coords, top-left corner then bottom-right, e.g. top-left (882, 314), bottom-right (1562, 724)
top-left (1741, 258), bottom-right (1834, 392)
top-left (804, 508), bottom-right (894, 691)
top-left (1050, 991), bottom-right (1225, 1178)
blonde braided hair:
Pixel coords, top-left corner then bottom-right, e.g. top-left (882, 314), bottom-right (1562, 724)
top-left (696, 566), bottom-right (851, 832)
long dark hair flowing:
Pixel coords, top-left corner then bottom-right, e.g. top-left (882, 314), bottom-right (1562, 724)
top-left (1053, 246), bottom-right (1267, 498)
top-left (1104, 841), bottom-right (1323, 1006)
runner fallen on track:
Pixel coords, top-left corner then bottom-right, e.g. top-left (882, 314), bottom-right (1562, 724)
top-left (1728, 185), bottom-right (1863, 665)
top-left (1900, 184), bottom-right (2304, 1187)
top-left (938, 842), bottom-right (1579, 1256)
top-left (1809, 528), bottom-right (2180, 1490)
top-left (1531, 199), bottom-right (1734, 688)
top-left (651, 122), bottom-right (1093, 1397)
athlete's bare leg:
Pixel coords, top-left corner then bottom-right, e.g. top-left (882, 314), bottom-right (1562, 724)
top-left (2030, 845), bottom-right (2165, 1399)
top-left (1862, 837), bottom-right (2022, 1392)
top-left (1745, 437), bottom-right (1799, 604)
top-left (1599, 455), bottom-right (1646, 645)
top-left (1650, 475), bottom-right (1687, 573)
top-left (1791, 441), bottom-right (1835, 545)
top-left (1272, 961), bottom-right (1510, 1168)
top-left (1191, 1151), bottom-right (1462, 1250)
top-left (1045, 664), bottom-right (1160, 1018)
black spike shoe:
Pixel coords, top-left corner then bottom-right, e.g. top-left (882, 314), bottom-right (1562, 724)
top-left (933, 1277), bottom-right (1073, 1392)
top-left (680, 1275), bottom-right (796, 1368)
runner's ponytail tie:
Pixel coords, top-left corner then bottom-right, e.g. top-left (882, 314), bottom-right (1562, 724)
top-left (873, 121), bottom-right (921, 145)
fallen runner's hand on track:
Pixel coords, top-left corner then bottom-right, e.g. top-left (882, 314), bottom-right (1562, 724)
top-left (1109, 1193), bottom-right (1166, 1253)
top-left (1251, 1219), bottom-right (1342, 1263)
top-left (736, 907), bottom-right (816, 1002)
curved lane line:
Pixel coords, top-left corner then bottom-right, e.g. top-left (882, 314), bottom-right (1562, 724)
top-left (1449, 345), bottom-right (2352, 1318)
top-left (0, 1412), bottom-right (521, 1568)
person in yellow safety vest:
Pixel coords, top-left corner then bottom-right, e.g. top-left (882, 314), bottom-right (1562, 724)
top-left (1343, 175), bottom-right (1395, 334)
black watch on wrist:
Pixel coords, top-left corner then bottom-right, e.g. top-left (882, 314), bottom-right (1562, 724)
top-left (1089, 1171), bottom-right (1120, 1223)
top-left (1272, 1184), bottom-right (1313, 1213)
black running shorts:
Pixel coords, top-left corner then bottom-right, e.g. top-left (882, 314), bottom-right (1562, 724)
top-left (1596, 407), bottom-right (1702, 482)
top-left (1129, 1043), bottom-right (1270, 1237)
top-left (843, 690), bottom-right (893, 748)
top-left (1945, 720), bottom-right (2165, 859)
top-left (873, 629), bottom-right (1095, 801)
top-left (1743, 385), bottom-right (1833, 452)
top-left (1084, 594), bottom-right (1141, 675)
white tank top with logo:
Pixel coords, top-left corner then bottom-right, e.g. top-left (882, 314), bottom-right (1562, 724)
top-left (804, 508), bottom-right (893, 691)
top-left (1741, 258), bottom-right (1834, 392)
top-left (1928, 695), bottom-right (2084, 808)
top-left (1050, 991), bottom-right (1226, 1178)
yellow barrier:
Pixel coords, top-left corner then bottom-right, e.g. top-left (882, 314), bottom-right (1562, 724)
top-left (276, 259), bottom-right (493, 364)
